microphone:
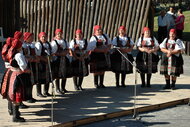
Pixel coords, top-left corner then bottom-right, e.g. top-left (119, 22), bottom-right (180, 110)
top-left (45, 50), bottom-right (50, 56)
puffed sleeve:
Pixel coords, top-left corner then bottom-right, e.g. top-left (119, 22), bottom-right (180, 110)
top-left (15, 53), bottom-right (27, 71)
top-left (35, 42), bottom-right (42, 56)
top-left (69, 40), bottom-right (75, 51)
top-left (50, 40), bottom-right (58, 54)
top-left (112, 37), bottom-right (118, 46)
top-left (159, 38), bottom-right (167, 49)
top-left (153, 37), bottom-right (159, 47)
top-left (129, 38), bottom-right (135, 46)
top-left (175, 39), bottom-right (185, 51)
top-left (104, 34), bottom-right (112, 45)
top-left (136, 38), bottom-right (142, 47)
top-left (87, 36), bottom-right (97, 51)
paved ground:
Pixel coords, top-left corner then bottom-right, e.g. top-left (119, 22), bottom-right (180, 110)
top-left (0, 52), bottom-right (190, 127)
top-left (80, 105), bottom-right (190, 127)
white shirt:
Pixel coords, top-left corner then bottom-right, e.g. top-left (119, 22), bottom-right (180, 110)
top-left (160, 38), bottom-right (185, 56)
top-left (14, 52), bottom-right (28, 71)
top-left (51, 39), bottom-right (69, 54)
top-left (112, 36), bottom-right (134, 54)
top-left (87, 34), bottom-right (111, 51)
top-left (136, 37), bottom-right (159, 47)
top-left (158, 15), bottom-right (168, 27)
top-left (69, 39), bottom-right (88, 51)
top-left (35, 41), bottom-right (51, 56)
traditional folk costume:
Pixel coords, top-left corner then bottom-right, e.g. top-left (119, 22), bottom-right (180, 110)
top-left (136, 27), bottom-right (160, 87)
top-left (51, 29), bottom-right (70, 94)
top-left (111, 26), bottom-right (134, 87)
top-left (1, 39), bottom-right (29, 122)
top-left (22, 32), bottom-right (38, 103)
top-left (35, 32), bottom-right (51, 97)
top-left (88, 25), bottom-right (111, 88)
top-left (69, 29), bottom-right (89, 90)
top-left (160, 29), bottom-right (185, 89)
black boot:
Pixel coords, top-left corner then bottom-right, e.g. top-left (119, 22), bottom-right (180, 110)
top-left (163, 79), bottom-right (170, 89)
top-left (55, 79), bottom-right (62, 94)
top-left (61, 78), bottom-right (68, 93)
top-left (8, 101), bottom-right (13, 115)
top-left (171, 80), bottom-right (176, 90)
top-left (36, 84), bottom-right (46, 97)
top-left (73, 77), bottom-right (79, 90)
top-left (78, 77), bottom-right (84, 91)
top-left (99, 74), bottom-right (106, 88)
top-left (140, 73), bottom-right (145, 87)
top-left (147, 74), bottom-right (152, 87)
top-left (12, 105), bottom-right (25, 122)
top-left (121, 73), bottom-right (126, 87)
top-left (94, 75), bottom-right (99, 88)
top-left (115, 73), bottom-right (120, 88)
top-left (43, 83), bottom-right (51, 96)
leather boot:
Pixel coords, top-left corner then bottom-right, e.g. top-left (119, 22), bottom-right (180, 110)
top-left (61, 78), bottom-right (68, 93)
top-left (12, 105), bottom-right (25, 122)
top-left (121, 73), bottom-right (126, 87)
top-left (78, 77), bottom-right (84, 91)
top-left (99, 74), bottom-right (106, 88)
top-left (55, 79), bottom-right (61, 94)
top-left (73, 77), bottom-right (79, 90)
top-left (163, 79), bottom-right (170, 89)
top-left (36, 84), bottom-right (46, 97)
top-left (43, 83), bottom-right (51, 96)
top-left (8, 101), bottom-right (13, 115)
top-left (147, 74), bottom-right (152, 87)
top-left (171, 80), bottom-right (176, 90)
top-left (94, 75), bottom-right (99, 88)
top-left (140, 73), bottom-right (145, 87)
top-left (115, 73), bottom-right (120, 87)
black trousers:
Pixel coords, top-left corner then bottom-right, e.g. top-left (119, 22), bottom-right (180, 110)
top-left (158, 26), bottom-right (167, 44)
top-left (176, 29), bottom-right (183, 40)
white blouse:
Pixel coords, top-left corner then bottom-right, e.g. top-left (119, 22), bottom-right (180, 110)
top-left (51, 39), bottom-right (69, 54)
top-left (69, 39), bottom-right (88, 51)
top-left (160, 38), bottom-right (185, 56)
top-left (35, 42), bottom-right (51, 56)
top-left (14, 52), bottom-right (28, 71)
top-left (136, 37), bottom-right (159, 48)
top-left (87, 34), bottom-right (111, 51)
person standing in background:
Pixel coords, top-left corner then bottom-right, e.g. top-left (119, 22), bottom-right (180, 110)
top-left (158, 10), bottom-right (168, 44)
top-left (175, 9), bottom-right (185, 40)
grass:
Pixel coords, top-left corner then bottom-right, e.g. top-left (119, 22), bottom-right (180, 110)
top-left (153, 10), bottom-right (190, 41)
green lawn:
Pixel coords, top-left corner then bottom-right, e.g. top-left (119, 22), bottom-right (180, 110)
top-left (154, 10), bottom-right (190, 41)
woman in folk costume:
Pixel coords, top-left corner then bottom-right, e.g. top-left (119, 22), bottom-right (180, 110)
top-left (1, 37), bottom-right (31, 122)
top-left (88, 25), bottom-right (111, 88)
top-left (35, 32), bottom-right (51, 97)
top-left (69, 29), bottom-right (89, 91)
top-left (111, 26), bottom-right (134, 87)
top-left (160, 29), bottom-right (185, 90)
top-left (136, 27), bottom-right (160, 87)
top-left (22, 32), bottom-right (39, 103)
top-left (51, 29), bottom-right (70, 94)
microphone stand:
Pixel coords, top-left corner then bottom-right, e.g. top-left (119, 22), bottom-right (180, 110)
top-left (113, 46), bottom-right (140, 119)
top-left (45, 51), bottom-right (55, 126)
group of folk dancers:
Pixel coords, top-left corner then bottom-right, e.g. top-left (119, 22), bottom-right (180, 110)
top-left (0, 25), bottom-right (185, 122)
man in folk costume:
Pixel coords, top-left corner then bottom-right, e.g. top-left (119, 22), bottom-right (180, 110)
top-left (111, 26), bottom-right (134, 87)
top-left (1, 37), bottom-right (31, 122)
top-left (136, 27), bottom-right (160, 87)
top-left (35, 32), bottom-right (51, 97)
top-left (88, 25), bottom-right (111, 88)
top-left (69, 29), bottom-right (89, 91)
top-left (51, 29), bottom-right (70, 94)
top-left (22, 32), bottom-right (39, 103)
top-left (160, 29), bottom-right (185, 90)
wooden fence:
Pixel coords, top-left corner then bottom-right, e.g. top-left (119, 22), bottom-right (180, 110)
top-left (16, 0), bottom-right (152, 42)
